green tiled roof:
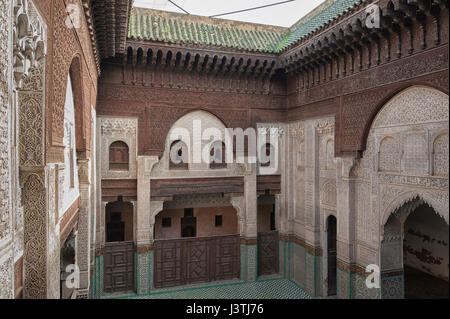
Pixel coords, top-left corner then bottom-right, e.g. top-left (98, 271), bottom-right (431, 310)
top-left (129, 0), bottom-right (365, 54)
top-left (128, 7), bottom-right (288, 53)
top-left (277, 0), bottom-right (363, 51)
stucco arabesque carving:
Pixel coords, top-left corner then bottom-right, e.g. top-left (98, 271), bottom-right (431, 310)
top-left (316, 118), bottom-right (335, 136)
top-left (101, 118), bottom-right (137, 136)
top-left (13, 0), bottom-right (47, 89)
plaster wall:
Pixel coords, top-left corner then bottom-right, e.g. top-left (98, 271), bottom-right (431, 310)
top-left (404, 204), bottom-right (449, 281)
top-left (61, 75), bottom-right (80, 220)
top-left (154, 206), bottom-right (238, 240)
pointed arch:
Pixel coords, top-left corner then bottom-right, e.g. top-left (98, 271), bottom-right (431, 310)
top-left (382, 191), bottom-right (449, 229)
top-left (361, 85), bottom-right (449, 152)
top-left (68, 55), bottom-right (87, 159)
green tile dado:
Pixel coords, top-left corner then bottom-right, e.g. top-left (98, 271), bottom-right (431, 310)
top-left (104, 279), bottom-right (311, 300)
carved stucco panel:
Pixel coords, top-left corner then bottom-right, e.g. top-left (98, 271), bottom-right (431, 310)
top-left (100, 117), bottom-right (137, 179)
top-left (372, 86), bottom-right (449, 129)
top-left (22, 172), bottom-right (47, 299)
top-left (0, 0), bottom-right (12, 253)
top-left (18, 89), bottom-right (44, 167)
top-left (433, 132), bottom-right (449, 177)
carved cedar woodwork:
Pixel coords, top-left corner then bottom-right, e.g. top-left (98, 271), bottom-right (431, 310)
top-left (153, 234), bottom-right (240, 289)
top-left (150, 177), bottom-right (245, 201)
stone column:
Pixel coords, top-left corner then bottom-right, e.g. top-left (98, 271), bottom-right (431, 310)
top-left (76, 159), bottom-right (91, 299)
top-left (336, 157), bottom-right (356, 299)
top-left (91, 201), bottom-right (106, 299)
top-left (303, 121), bottom-right (321, 297)
top-left (135, 156), bottom-right (159, 295)
top-left (12, 0), bottom-right (47, 299)
top-left (231, 196), bottom-right (246, 281)
top-left (242, 163), bottom-right (258, 282)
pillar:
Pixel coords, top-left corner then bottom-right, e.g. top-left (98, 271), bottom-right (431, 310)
top-left (336, 157), bottom-right (356, 299)
top-left (76, 159), bottom-right (91, 298)
top-left (135, 156), bottom-right (159, 295)
top-left (91, 201), bottom-right (106, 299)
top-left (242, 163), bottom-right (258, 282)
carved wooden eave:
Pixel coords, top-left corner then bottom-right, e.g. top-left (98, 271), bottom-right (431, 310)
top-left (88, 0), bottom-right (133, 68)
top-left (101, 40), bottom-right (280, 94)
top-left (120, 40), bottom-right (279, 80)
top-left (279, 0), bottom-right (449, 74)
top-left (81, 0), bottom-right (100, 73)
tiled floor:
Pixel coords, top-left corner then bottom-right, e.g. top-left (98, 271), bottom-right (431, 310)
top-left (108, 279), bottom-right (312, 299)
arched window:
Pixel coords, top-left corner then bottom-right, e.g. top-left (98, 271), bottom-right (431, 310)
top-left (169, 140), bottom-right (188, 169)
top-left (210, 141), bottom-right (227, 169)
top-left (109, 141), bottom-right (129, 171)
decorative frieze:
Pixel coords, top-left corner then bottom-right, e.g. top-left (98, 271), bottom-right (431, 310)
top-left (378, 173), bottom-right (448, 190)
top-left (316, 118), bottom-right (335, 136)
top-left (100, 118), bottom-right (137, 136)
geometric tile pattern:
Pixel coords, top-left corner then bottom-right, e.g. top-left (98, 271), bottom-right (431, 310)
top-left (137, 252), bottom-right (151, 295)
top-left (106, 279), bottom-right (312, 299)
top-left (351, 273), bottom-right (381, 299)
top-left (305, 252), bottom-right (316, 296)
top-left (381, 276), bottom-right (404, 299)
top-left (90, 255), bottom-right (104, 299)
top-left (290, 243), bottom-right (306, 288)
top-left (337, 268), bottom-right (350, 299)
top-left (245, 245), bottom-right (257, 282)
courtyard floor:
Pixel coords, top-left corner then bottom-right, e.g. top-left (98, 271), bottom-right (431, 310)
top-left (107, 279), bottom-right (312, 299)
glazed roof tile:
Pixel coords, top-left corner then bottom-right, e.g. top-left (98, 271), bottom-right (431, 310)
top-left (129, 0), bottom-right (365, 53)
top-left (128, 7), bottom-right (288, 53)
top-left (278, 0), bottom-right (363, 51)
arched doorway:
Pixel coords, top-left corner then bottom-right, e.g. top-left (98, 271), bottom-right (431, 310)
top-left (381, 197), bottom-right (449, 299)
top-left (326, 215), bottom-right (337, 296)
top-left (403, 203), bottom-right (449, 299)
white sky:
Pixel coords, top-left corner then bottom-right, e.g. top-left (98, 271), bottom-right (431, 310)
top-left (132, 0), bottom-right (325, 28)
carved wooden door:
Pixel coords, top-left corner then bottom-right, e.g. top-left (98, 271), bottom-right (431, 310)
top-left (154, 235), bottom-right (240, 289)
top-left (104, 241), bottom-right (135, 294)
top-left (186, 238), bottom-right (209, 284)
top-left (154, 239), bottom-right (185, 288)
top-left (257, 231), bottom-right (279, 276)
top-left (212, 235), bottom-right (240, 281)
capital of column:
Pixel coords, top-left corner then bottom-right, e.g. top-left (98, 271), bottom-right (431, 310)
top-left (230, 196), bottom-right (245, 236)
top-left (149, 201), bottom-right (165, 225)
top-left (339, 157), bottom-right (357, 179)
top-left (137, 155), bottom-right (159, 177)
top-left (77, 159), bottom-right (91, 185)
